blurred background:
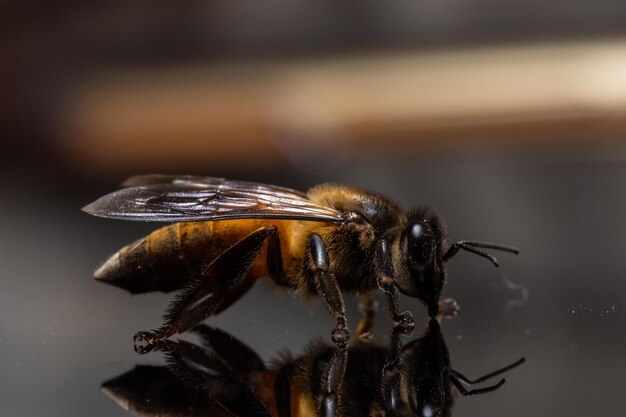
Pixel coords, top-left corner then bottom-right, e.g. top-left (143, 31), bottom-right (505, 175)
top-left (1, 1), bottom-right (625, 416)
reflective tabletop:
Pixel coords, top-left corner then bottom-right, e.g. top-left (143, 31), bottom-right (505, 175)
top-left (1, 155), bottom-right (625, 416)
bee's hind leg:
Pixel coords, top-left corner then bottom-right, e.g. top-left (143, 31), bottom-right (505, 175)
top-left (133, 226), bottom-right (277, 354)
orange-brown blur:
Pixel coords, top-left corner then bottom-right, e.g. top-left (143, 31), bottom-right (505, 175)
top-left (4, 1), bottom-right (626, 178)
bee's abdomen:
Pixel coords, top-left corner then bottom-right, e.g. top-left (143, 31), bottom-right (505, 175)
top-left (94, 222), bottom-right (236, 294)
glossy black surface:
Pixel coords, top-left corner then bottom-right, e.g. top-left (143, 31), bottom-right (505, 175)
top-left (1, 154), bottom-right (625, 416)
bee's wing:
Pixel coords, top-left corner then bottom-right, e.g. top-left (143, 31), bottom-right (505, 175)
top-left (82, 176), bottom-right (344, 223)
top-left (120, 174), bottom-right (308, 199)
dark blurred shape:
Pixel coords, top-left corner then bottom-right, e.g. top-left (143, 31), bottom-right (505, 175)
top-left (102, 323), bottom-right (524, 417)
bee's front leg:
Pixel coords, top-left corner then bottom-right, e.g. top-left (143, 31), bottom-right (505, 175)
top-left (438, 298), bottom-right (460, 319)
top-left (374, 239), bottom-right (415, 334)
top-left (306, 233), bottom-right (350, 350)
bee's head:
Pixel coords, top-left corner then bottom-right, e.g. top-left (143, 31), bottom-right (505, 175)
top-left (394, 207), bottom-right (519, 318)
top-left (395, 207), bottom-right (447, 317)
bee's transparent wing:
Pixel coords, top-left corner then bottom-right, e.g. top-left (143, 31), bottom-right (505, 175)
top-left (121, 174), bottom-right (309, 198)
top-left (83, 176), bottom-right (344, 223)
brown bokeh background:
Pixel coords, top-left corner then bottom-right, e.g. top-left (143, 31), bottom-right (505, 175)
top-left (1, 2), bottom-right (625, 416)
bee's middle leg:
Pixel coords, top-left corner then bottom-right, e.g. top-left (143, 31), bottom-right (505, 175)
top-left (306, 233), bottom-right (350, 351)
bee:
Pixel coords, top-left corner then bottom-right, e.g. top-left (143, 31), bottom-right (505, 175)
top-left (102, 324), bottom-right (525, 417)
top-left (83, 174), bottom-right (518, 352)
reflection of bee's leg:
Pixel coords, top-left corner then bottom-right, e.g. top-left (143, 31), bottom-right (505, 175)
top-left (134, 226), bottom-right (277, 354)
top-left (192, 325), bottom-right (266, 374)
top-left (378, 328), bottom-right (405, 414)
top-left (314, 347), bottom-right (348, 417)
top-left (161, 339), bottom-right (272, 417)
top-left (374, 239), bottom-right (415, 333)
top-left (306, 234), bottom-right (350, 350)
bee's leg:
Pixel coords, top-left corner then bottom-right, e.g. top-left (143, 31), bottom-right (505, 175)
top-left (438, 298), bottom-right (460, 320)
top-left (306, 234), bottom-right (350, 350)
top-left (133, 226), bottom-right (276, 354)
top-left (374, 239), bottom-right (415, 334)
top-left (355, 294), bottom-right (376, 340)
top-left (314, 347), bottom-right (348, 417)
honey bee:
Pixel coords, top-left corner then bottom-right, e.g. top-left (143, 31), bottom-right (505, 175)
top-left (84, 174), bottom-right (518, 352)
top-left (102, 323), bottom-right (525, 417)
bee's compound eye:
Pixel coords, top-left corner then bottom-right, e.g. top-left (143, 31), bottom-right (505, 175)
top-left (406, 222), bottom-right (434, 265)
top-left (411, 223), bottom-right (423, 239)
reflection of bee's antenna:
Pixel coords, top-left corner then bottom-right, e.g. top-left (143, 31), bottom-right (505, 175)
top-left (449, 357), bottom-right (526, 396)
top-left (443, 241), bottom-right (519, 267)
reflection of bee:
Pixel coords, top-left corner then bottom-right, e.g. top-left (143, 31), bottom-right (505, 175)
top-left (102, 324), bottom-right (525, 417)
top-left (84, 175), bottom-right (518, 351)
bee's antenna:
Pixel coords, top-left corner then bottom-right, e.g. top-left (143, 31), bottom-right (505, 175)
top-left (442, 241), bottom-right (519, 267)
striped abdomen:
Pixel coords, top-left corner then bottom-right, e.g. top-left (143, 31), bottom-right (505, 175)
top-left (94, 219), bottom-right (310, 294)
